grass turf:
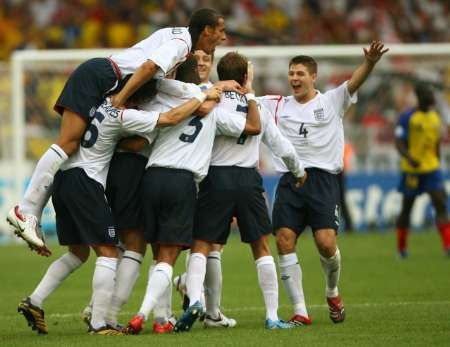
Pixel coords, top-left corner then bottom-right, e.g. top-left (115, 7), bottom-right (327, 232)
top-left (0, 230), bottom-right (449, 346)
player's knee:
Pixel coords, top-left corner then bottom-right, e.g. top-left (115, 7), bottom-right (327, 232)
top-left (68, 245), bottom-right (90, 263)
top-left (251, 236), bottom-right (271, 259)
top-left (122, 230), bottom-right (146, 255)
top-left (92, 245), bottom-right (119, 258)
top-left (276, 230), bottom-right (296, 254)
top-left (55, 138), bottom-right (80, 156)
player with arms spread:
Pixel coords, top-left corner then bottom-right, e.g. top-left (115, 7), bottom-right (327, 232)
top-left (395, 83), bottom-right (450, 258)
top-left (8, 8), bottom-right (230, 253)
top-left (16, 79), bottom-right (221, 336)
top-left (259, 41), bottom-right (388, 325)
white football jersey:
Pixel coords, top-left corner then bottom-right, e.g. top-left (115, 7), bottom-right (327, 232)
top-left (63, 98), bottom-right (159, 187)
top-left (211, 96), bottom-right (304, 177)
top-left (143, 79), bottom-right (246, 183)
top-left (110, 27), bottom-right (191, 78)
top-left (259, 81), bottom-right (357, 174)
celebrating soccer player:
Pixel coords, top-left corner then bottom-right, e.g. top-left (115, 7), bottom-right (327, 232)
top-left (259, 41), bottom-right (388, 325)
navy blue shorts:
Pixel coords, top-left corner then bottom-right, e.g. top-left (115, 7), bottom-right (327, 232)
top-left (54, 57), bottom-right (121, 121)
top-left (194, 166), bottom-right (272, 244)
top-left (105, 152), bottom-right (147, 232)
top-left (141, 167), bottom-right (197, 248)
top-left (398, 170), bottom-right (445, 196)
top-left (272, 169), bottom-right (340, 235)
top-left (52, 168), bottom-right (118, 246)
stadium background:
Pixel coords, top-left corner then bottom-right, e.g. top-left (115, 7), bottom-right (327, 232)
top-left (0, 0), bottom-right (449, 237)
top-left (0, 2), bottom-right (450, 346)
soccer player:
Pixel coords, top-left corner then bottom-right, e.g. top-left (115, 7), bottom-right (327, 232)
top-left (17, 79), bottom-right (221, 335)
top-left (395, 83), bottom-right (450, 258)
top-left (125, 57), bottom-right (261, 335)
top-left (259, 41), bottom-right (388, 325)
top-left (173, 49), bottom-right (237, 328)
top-left (177, 52), bottom-right (307, 332)
top-left (7, 8), bottom-right (230, 252)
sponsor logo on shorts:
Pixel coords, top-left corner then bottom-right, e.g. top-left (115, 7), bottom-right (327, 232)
top-left (108, 226), bottom-right (116, 238)
top-left (314, 108), bottom-right (325, 121)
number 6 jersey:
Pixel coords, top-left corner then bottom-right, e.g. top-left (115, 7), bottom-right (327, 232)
top-left (62, 98), bottom-right (160, 188)
top-left (259, 81), bottom-right (357, 174)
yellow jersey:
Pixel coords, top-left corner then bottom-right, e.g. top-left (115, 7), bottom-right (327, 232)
top-left (396, 108), bottom-right (441, 173)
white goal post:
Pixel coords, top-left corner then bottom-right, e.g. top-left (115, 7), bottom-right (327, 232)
top-left (7, 43), bottom-right (450, 225)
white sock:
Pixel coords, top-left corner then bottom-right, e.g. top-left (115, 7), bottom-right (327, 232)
top-left (106, 251), bottom-right (143, 326)
top-left (20, 144), bottom-right (68, 217)
top-left (138, 262), bottom-right (172, 320)
top-left (29, 252), bottom-right (82, 308)
top-left (205, 251), bottom-right (222, 318)
top-left (320, 248), bottom-right (341, 298)
top-left (90, 257), bottom-right (118, 330)
top-left (154, 277), bottom-right (173, 324)
top-left (279, 253), bottom-right (308, 317)
top-left (256, 256), bottom-right (279, 321)
top-left (186, 253), bottom-right (207, 306)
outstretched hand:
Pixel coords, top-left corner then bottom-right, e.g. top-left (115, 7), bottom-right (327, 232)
top-left (363, 41), bottom-right (389, 64)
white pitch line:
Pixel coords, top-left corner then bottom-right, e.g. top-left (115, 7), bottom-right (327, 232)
top-left (4, 300), bottom-right (450, 320)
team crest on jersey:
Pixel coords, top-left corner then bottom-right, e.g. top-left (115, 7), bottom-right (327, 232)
top-left (314, 108), bottom-right (325, 121)
top-left (108, 226), bottom-right (116, 238)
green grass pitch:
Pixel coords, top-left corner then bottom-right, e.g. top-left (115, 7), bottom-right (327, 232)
top-left (1, 231), bottom-right (449, 346)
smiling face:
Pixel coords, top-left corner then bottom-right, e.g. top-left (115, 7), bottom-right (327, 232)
top-left (193, 50), bottom-right (213, 83)
top-left (288, 63), bottom-right (317, 103)
top-left (195, 17), bottom-right (226, 54)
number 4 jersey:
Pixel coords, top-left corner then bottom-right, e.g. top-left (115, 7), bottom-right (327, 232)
top-left (62, 98), bottom-right (160, 188)
top-left (259, 81), bottom-right (357, 174)
top-left (143, 79), bottom-right (247, 183)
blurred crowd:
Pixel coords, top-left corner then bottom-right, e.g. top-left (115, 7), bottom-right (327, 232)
top-left (1, 0), bottom-right (449, 60)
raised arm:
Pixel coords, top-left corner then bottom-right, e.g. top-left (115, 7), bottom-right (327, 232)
top-left (242, 61), bottom-right (261, 135)
top-left (347, 41), bottom-right (389, 96)
top-left (112, 61), bottom-right (159, 108)
top-left (157, 86), bottom-right (222, 127)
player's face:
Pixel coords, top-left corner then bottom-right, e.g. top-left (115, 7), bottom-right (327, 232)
top-left (288, 63), bottom-right (317, 102)
top-left (194, 50), bottom-right (213, 83)
top-left (196, 17), bottom-right (226, 54)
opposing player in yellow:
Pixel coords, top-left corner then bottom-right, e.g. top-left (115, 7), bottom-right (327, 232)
top-left (395, 83), bottom-right (450, 258)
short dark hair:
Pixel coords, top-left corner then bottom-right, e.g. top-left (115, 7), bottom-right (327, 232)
top-left (128, 79), bottom-right (157, 105)
top-left (289, 55), bottom-right (318, 75)
top-left (415, 83), bottom-right (435, 112)
top-left (189, 8), bottom-right (223, 49)
top-left (217, 52), bottom-right (248, 86)
top-left (175, 54), bottom-right (201, 85)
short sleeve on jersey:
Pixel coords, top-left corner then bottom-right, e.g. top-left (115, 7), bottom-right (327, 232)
top-left (214, 106), bottom-right (246, 137)
top-left (257, 95), bottom-right (284, 121)
top-left (324, 81), bottom-right (357, 117)
top-left (156, 79), bottom-right (201, 99)
top-left (120, 109), bottom-right (160, 142)
top-left (147, 38), bottom-right (190, 76)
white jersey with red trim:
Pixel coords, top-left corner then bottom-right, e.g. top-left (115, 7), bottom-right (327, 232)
top-left (258, 81), bottom-right (357, 174)
top-left (111, 27), bottom-right (191, 78)
top-left (143, 79), bottom-right (246, 183)
top-left (62, 98), bottom-right (159, 187)
top-left (210, 95), bottom-right (304, 177)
